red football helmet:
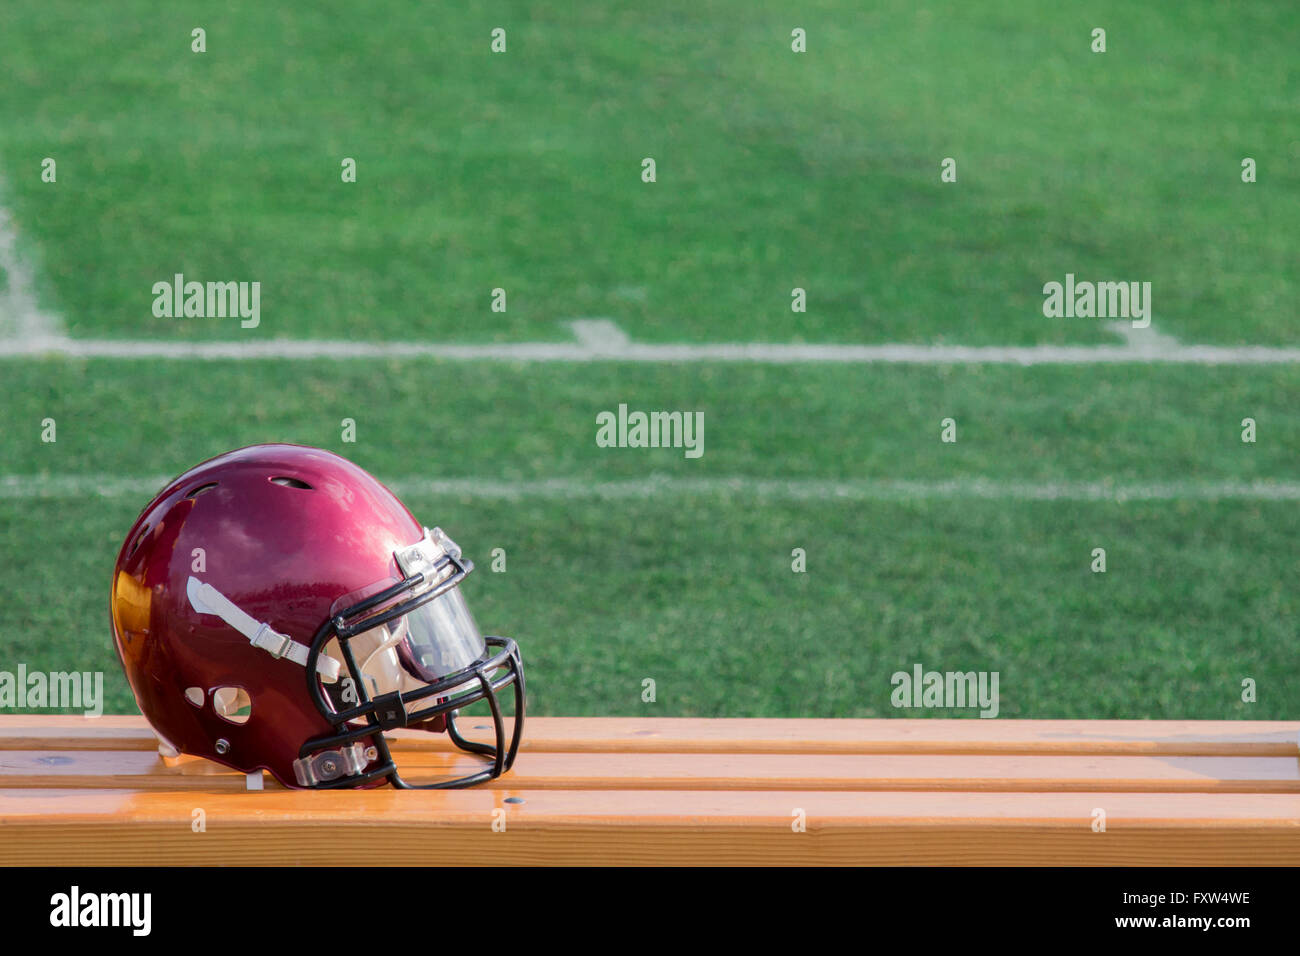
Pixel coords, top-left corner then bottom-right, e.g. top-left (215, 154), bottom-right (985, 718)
top-left (110, 444), bottom-right (524, 788)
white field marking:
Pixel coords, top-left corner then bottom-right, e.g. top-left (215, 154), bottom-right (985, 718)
top-left (569, 318), bottom-right (631, 350)
top-left (0, 181), bottom-right (64, 340)
top-left (4, 325), bottom-right (1300, 364)
top-left (3, 474), bottom-right (1300, 502)
top-left (1106, 320), bottom-right (1181, 351)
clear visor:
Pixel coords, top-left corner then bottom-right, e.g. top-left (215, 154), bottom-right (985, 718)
top-left (324, 586), bottom-right (487, 704)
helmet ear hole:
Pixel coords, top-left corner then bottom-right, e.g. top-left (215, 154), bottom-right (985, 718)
top-left (184, 687), bottom-right (204, 707)
top-left (212, 686), bottom-right (252, 724)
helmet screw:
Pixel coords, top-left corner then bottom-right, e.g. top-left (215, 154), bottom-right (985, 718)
top-left (364, 747), bottom-right (378, 762)
top-left (322, 759), bottom-right (338, 775)
top-left (214, 738), bottom-right (230, 755)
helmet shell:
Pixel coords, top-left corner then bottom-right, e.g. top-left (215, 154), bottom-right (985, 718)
top-left (110, 444), bottom-right (422, 785)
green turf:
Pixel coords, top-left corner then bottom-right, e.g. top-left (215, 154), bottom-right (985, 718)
top-left (0, 0), bottom-right (1295, 344)
top-left (1, 491), bottom-right (1294, 720)
top-left (0, 357), bottom-right (1296, 719)
top-left (0, 359), bottom-right (1297, 483)
top-left (0, 3), bottom-right (1296, 727)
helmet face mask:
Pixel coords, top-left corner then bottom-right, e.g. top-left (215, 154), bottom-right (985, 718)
top-left (109, 444), bottom-right (525, 790)
top-left (301, 527), bottom-right (525, 788)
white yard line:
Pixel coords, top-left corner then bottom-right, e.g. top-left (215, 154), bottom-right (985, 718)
top-left (6, 336), bottom-right (1300, 364)
top-left (1105, 320), bottom-right (1182, 351)
top-left (3, 474), bottom-right (1299, 502)
top-left (4, 322), bottom-right (1298, 364)
top-left (0, 181), bottom-right (63, 341)
top-left (569, 318), bottom-right (632, 350)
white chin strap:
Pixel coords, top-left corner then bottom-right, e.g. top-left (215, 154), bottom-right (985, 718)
top-left (187, 576), bottom-right (342, 681)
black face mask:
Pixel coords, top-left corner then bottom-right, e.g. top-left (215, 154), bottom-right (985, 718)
top-left (298, 528), bottom-right (525, 789)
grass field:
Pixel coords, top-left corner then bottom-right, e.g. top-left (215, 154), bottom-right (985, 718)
top-left (0, 2), bottom-right (1297, 721)
top-left (3, 1), bottom-right (1298, 345)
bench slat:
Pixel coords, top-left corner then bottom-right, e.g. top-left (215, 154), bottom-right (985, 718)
top-left (2, 716), bottom-right (1297, 755)
top-left (4, 717), bottom-right (1297, 864)
top-left (2, 788), bottom-right (1297, 865)
top-left (2, 749), bottom-right (1297, 793)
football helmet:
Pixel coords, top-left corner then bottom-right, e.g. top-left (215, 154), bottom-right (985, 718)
top-left (110, 444), bottom-right (524, 788)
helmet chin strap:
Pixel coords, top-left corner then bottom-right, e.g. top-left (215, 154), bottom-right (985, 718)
top-left (186, 576), bottom-right (342, 680)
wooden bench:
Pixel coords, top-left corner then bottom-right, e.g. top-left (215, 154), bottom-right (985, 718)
top-left (1, 716), bottom-right (1297, 865)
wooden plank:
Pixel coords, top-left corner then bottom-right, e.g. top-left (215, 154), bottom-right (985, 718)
top-left (0, 716), bottom-right (159, 750)
top-left (3, 715), bottom-right (1297, 755)
top-left (2, 749), bottom-right (1297, 793)
top-left (1, 788), bottom-right (1298, 865)
top-left (443, 718), bottom-right (1300, 756)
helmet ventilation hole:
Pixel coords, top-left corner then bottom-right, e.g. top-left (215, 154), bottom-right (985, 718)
top-left (212, 686), bottom-right (252, 725)
top-left (184, 687), bottom-right (204, 707)
top-left (184, 482), bottom-right (219, 499)
top-left (269, 476), bottom-right (313, 490)
top-left (127, 525), bottom-right (150, 557)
